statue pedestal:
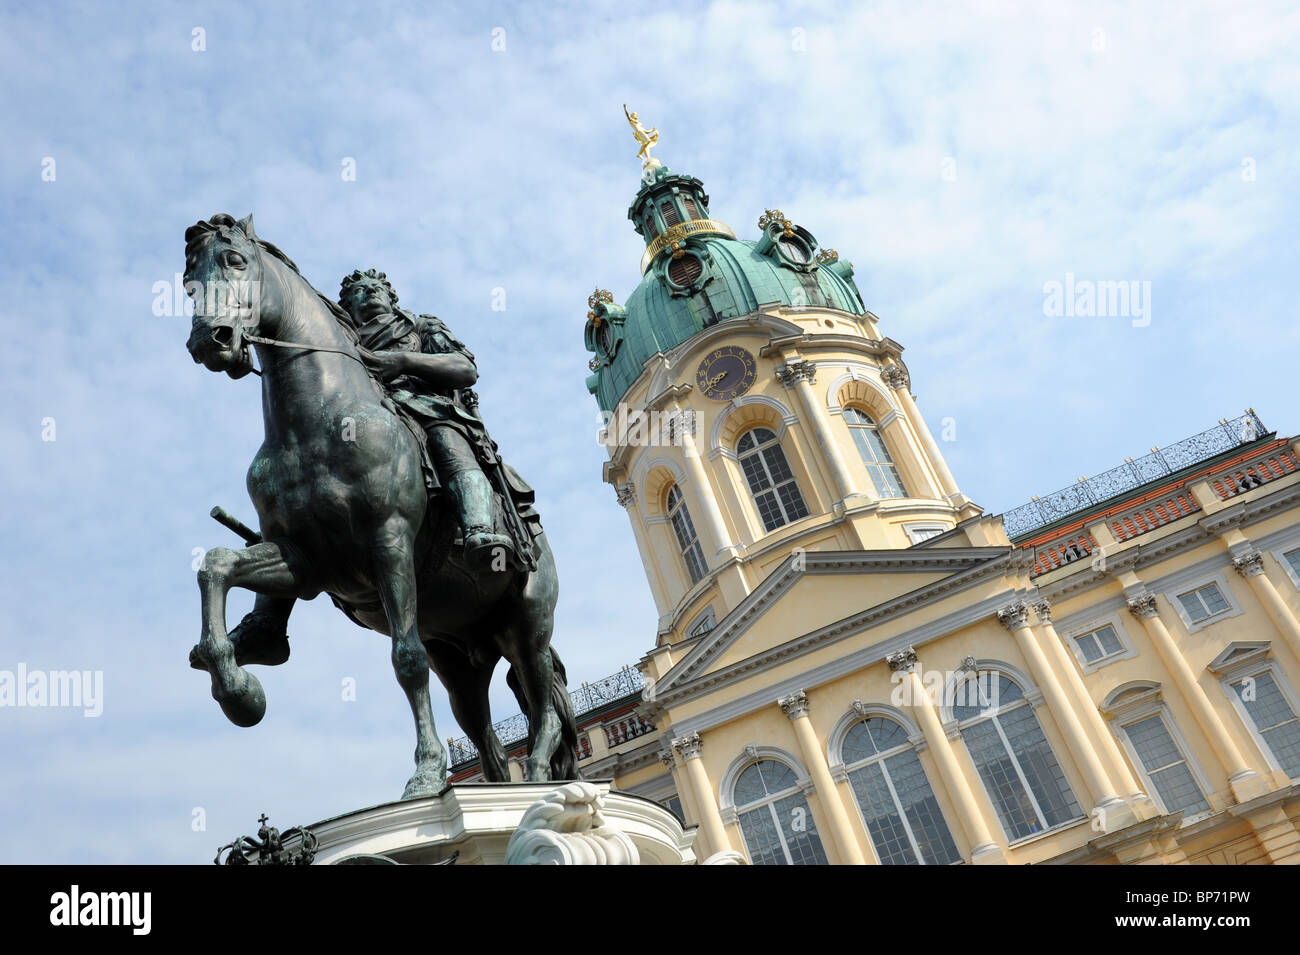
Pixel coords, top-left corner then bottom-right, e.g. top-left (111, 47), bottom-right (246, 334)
top-left (307, 781), bottom-right (704, 865)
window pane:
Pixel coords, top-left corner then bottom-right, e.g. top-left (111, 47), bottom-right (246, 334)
top-left (1236, 673), bottom-right (1300, 778)
top-left (773, 794), bottom-right (828, 865)
top-left (733, 764), bottom-right (766, 806)
top-left (961, 719), bottom-right (1041, 840)
top-left (757, 759), bottom-right (797, 795)
top-left (1074, 633), bottom-right (1103, 664)
top-left (1095, 625), bottom-right (1123, 656)
top-left (1286, 550), bottom-right (1300, 578)
top-left (886, 750), bottom-right (961, 865)
top-left (1199, 584), bottom-right (1229, 615)
top-left (866, 717), bottom-right (909, 753)
top-left (1178, 592), bottom-right (1208, 622)
top-left (738, 806), bottom-right (787, 866)
top-left (998, 704), bottom-right (1082, 828)
top-left (762, 444), bottom-right (796, 484)
top-left (848, 762), bottom-right (918, 865)
top-left (1125, 716), bottom-right (1208, 815)
top-left (841, 721), bottom-right (879, 764)
top-left (776, 480), bottom-right (809, 522)
top-left (667, 489), bottom-right (708, 584)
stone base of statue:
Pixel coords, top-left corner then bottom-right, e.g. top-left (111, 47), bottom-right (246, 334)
top-left (303, 780), bottom-right (725, 865)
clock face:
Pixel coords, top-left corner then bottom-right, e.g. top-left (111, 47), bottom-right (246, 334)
top-left (696, 346), bottom-right (757, 401)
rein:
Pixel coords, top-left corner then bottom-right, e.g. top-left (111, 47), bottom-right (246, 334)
top-left (222, 239), bottom-right (372, 375)
top-left (243, 332), bottom-right (370, 367)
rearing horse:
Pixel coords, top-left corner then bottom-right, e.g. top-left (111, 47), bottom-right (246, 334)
top-left (183, 213), bottom-right (576, 798)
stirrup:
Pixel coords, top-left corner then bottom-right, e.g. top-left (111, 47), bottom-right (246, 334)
top-left (463, 525), bottom-right (514, 563)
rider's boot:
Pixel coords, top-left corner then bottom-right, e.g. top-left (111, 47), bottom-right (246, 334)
top-left (448, 470), bottom-right (514, 570)
top-left (189, 598), bottom-right (293, 670)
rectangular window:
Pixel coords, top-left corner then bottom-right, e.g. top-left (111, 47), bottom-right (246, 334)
top-left (1176, 582), bottom-right (1230, 623)
top-left (659, 200), bottom-right (681, 227)
top-left (1123, 716), bottom-right (1209, 816)
top-left (1232, 672), bottom-right (1300, 779)
top-left (1285, 549), bottom-right (1300, 579)
top-left (1072, 624), bottom-right (1125, 665)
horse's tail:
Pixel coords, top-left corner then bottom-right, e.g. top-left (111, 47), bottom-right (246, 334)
top-left (507, 646), bottom-right (581, 781)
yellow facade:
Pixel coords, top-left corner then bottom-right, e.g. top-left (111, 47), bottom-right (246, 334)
top-left (593, 297), bottom-right (1300, 865)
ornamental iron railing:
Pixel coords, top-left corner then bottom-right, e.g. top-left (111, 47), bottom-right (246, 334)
top-left (1003, 412), bottom-right (1267, 540)
top-left (448, 666), bottom-right (646, 767)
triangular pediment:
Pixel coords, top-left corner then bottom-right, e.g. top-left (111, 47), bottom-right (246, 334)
top-left (656, 547), bottom-right (1009, 696)
top-left (1207, 641), bottom-right (1271, 676)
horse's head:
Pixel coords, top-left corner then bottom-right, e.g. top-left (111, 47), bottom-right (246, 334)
top-left (184, 213), bottom-right (269, 378)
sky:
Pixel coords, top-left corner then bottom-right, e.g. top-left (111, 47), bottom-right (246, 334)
top-left (1, 0), bottom-right (1298, 863)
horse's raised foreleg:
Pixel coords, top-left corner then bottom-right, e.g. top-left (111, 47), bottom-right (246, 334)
top-left (373, 536), bottom-right (447, 800)
top-left (426, 642), bottom-right (509, 782)
top-left (195, 541), bottom-right (314, 728)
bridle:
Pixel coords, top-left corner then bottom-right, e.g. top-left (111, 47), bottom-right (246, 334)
top-left (209, 238), bottom-right (371, 377)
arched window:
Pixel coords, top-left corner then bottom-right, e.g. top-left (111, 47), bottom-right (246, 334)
top-left (843, 407), bottom-right (907, 498)
top-left (737, 427), bottom-right (809, 531)
top-left (841, 716), bottom-right (961, 865)
top-left (665, 484), bottom-right (707, 585)
top-left (952, 670), bottom-right (1082, 840)
top-left (732, 758), bottom-right (828, 865)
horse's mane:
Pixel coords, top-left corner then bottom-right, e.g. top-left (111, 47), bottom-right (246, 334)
top-left (184, 214), bottom-right (362, 349)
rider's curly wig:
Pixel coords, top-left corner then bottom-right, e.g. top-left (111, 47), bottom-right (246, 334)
top-left (339, 268), bottom-right (399, 310)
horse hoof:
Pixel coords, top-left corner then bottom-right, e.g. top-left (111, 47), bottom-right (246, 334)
top-left (188, 644), bottom-right (209, 672)
top-left (400, 771), bottom-right (445, 801)
top-left (214, 673), bottom-right (267, 728)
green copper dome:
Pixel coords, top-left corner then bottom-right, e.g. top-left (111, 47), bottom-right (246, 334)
top-left (584, 167), bottom-right (867, 413)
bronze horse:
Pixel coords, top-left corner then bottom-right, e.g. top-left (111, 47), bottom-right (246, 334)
top-left (183, 214), bottom-right (576, 797)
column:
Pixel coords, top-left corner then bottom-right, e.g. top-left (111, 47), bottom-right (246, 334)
top-left (671, 732), bottom-right (731, 856)
top-left (677, 403), bottom-right (736, 561)
top-left (615, 482), bottom-right (671, 617)
top-left (777, 690), bottom-right (866, 864)
top-left (1233, 550), bottom-right (1300, 664)
top-left (777, 358), bottom-right (856, 502)
top-left (1126, 591), bottom-right (1265, 802)
top-left (660, 749), bottom-right (701, 839)
top-left (882, 363), bottom-right (964, 506)
top-left (997, 602), bottom-right (1125, 811)
top-left (887, 647), bottom-right (1005, 863)
top-left (1031, 599), bottom-right (1146, 801)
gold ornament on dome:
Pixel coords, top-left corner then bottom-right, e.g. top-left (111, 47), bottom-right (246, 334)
top-left (587, 288), bottom-right (613, 325)
top-left (588, 357), bottom-right (601, 372)
top-left (758, 209), bottom-right (794, 237)
top-left (624, 105), bottom-right (661, 169)
top-left (662, 223), bottom-right (689, 259)
top-left (816, 248), bottom-right (839, 264)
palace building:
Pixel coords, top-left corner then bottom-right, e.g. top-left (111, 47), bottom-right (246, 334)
top-left (450, 127), bottom-right (1300, 866)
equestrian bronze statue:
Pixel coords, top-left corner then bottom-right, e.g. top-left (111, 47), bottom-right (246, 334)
top-left (183, 213), bottom-right (577, 798)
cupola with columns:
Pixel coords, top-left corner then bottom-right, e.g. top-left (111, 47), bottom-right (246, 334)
top-left (587, 113), bottom-right (984, 645)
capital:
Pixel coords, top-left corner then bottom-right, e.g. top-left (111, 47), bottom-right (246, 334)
top-left (881, 364), bottom-right (910, 390)
top-left (1233, 550), bottom-right (1266, 578)
top-left (778, 690), bottom-right (810, 720)
top-left (885, 646), bottom-right (919, 672)
top-left (996, 602), bottom-right (1031, 631)
top-left (615, 482), bottom-right (636, 508)
top-left (672, 732), bottom-right (703, 761)
top-left (1031, 599), bottom-right (1053, 624)
top-left (775, 359), bottom-right (816, 387)
top-left (1127, 591), bottom-right (1160, 619)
